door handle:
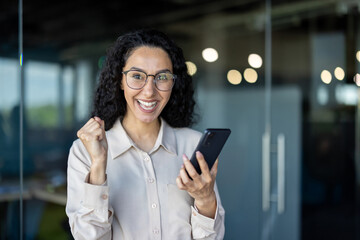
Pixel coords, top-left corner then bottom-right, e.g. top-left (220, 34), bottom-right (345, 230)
top-left (262, 132), bottom-right (271, 211)
top-left (277, 133), bottom-right (285, 214)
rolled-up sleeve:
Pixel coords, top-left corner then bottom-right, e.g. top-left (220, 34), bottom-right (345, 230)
top-left (66, 140), bottom-right (113, 240)
top-left (191, 183), bottom-right (225, 240)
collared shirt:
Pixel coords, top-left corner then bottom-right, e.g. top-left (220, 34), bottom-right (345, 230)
top-left (66, 118), bottom-right (225, 240)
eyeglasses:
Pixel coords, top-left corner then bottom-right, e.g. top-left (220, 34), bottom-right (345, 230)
top-left (122, 70), bottom-right (176, 91)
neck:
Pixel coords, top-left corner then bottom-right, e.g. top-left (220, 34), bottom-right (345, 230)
top-left (122, 115), bottom-right (161, 152)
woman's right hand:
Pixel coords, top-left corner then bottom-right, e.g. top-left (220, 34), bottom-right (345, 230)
top-left (77, 116), bottom-right (108, 185)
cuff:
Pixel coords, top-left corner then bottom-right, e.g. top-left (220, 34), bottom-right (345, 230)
top-left (191, 206), bottom-right (216, 238)
top-left (82, 173), bottom-right (109, 211)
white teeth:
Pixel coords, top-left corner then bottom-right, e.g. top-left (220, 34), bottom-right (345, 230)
top-left (138, 100), bottom-right (157, 110)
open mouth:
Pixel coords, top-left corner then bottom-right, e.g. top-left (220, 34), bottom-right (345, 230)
top-left (137, 99), bottom-right (158, 112)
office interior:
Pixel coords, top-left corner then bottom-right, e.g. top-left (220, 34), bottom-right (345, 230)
top-left (0, 0), bottom-right (360, 239)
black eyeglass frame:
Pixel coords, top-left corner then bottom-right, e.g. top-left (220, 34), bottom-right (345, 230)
top-left (122, 70), bottom-right (177, 91)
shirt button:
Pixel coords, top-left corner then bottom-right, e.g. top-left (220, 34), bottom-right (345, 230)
top-left (153, 228), bottom-right (159, 234)
top-left (101, 194), bottom-right (108, 200)
top-left (151, 203), bottom-right (157, 209)
top-left (147, 178), bottom-right (154, 183)
top-left (144, 156), bottom-right (150, 161)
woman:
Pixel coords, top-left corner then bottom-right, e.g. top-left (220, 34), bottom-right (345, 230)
top-left (66, 29), bottom-right (225, 240)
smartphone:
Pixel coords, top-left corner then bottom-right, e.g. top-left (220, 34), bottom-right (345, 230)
top-left (189, 128), bottom-right (231, 175)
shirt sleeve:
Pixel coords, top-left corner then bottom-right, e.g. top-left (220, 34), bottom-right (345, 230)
top-left (65, 140), bottom-right (114, 240)
top-left (191, 183), bottom-right (225, 240)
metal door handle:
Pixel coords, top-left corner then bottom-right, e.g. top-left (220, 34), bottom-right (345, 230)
top-left (277, 133), bottom-right (285, 214)
top-left (262, 132), bottom-right (270, 211)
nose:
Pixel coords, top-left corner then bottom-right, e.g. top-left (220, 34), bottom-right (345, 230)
top-left (142, 75), bottom-right (156, 96)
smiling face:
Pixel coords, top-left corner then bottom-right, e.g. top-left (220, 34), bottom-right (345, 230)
top-left (121, 46), bottom-right (173, 125)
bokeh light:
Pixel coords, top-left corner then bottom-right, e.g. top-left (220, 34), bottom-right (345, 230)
top-left (321, 70), bottom-right (332, 84)
top-left (244, 68), bottom-right (258, 83)
top-left (186, 61), bottom-right (197, 76)
top-left (248, 54), bottom-right (262, 68)
top-left (355, 73), bottom-right (360, 87)
top-left (202, 48), bottom-right (218, 62)
top-left (227, 69), bottom-right (242, 85)
top-left (334, 67), bottom-right (345, 81)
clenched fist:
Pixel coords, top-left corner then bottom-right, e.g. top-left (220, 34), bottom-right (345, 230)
top-left (77, 116), bottom-right (108, 185)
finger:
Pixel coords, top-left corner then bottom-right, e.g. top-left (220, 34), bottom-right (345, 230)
top-left (79, 124), bottom-right (103, 142)
top-left (93, 127), bottom-right (105, 141)
top-left (88, 120), bottom-right (105, 139)
top-left (210, 159), bottom-right (219, 178)
top-left (176, 176), bottom-right (186, 190)
top-left (179, 164), bottom-right (193, 185)
top-left (78, 119), bottom-right (94, 136)
top-left (77, 129), bottom-right (82, 138)
top-left (80, 130), bottom-right (101, 142)
top-left (80, 119), bottom-right (99, 133)
top-left (84, 117), bottom-right (97, 127)
top-left (93, 117), bottom-right (106, 135)
top-left (93, 116), bottom-right (105, 129)
top-left (101, 119), bottom-right (105, 131)
top-left (182, 154), bottom-right (200, 180)
top-left (86, 121), bottom-right (103, 135)
top-left (94, 116), bottom-right (101, 123)
top-left (196, 151), bottom-right (211, 177)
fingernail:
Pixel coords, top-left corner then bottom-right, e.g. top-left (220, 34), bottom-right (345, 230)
top-left (182, 154), bottom-right (187, 161)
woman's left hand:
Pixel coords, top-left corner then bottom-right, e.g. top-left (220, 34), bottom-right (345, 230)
top-left (176, 151), bottom-right (218, 219)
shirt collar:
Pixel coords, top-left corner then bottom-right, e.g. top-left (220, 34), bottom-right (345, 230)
top-left (106, 118), bottom-right (177, 160)
top-left (150, 118), bottom-right (177, 155)
top-left (106, 118), bottom-right (133, 160)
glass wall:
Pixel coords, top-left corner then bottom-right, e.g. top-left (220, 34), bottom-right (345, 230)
top-left (0, 0), bottom-right (359, 239)
top-left (269, 3), bottom-right (360, 238)
top-left (0, 0), bottom-right (21, 237)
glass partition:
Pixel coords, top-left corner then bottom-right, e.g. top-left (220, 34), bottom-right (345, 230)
top-left (0, 58), bottom-right (21, 240)
top-left (0, 0), bottom-right (21, 237)
top-left (270, 1), bottom-right (360, 239)
top-left (1, 0), bottom-right (359, 239)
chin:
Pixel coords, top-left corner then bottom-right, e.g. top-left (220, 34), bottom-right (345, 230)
top-left (137, 114), bottom-right (159, 124)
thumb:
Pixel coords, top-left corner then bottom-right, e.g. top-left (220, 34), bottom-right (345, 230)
top-left (93, 116), bottom-right (105, 130)
top-left (93, 116), bottom-right (101, 123)
top-left (101, 119), bottom-right (105, 131)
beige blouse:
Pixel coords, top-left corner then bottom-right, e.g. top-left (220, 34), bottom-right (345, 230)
top-left (66, 118), bottom-right (225, 240)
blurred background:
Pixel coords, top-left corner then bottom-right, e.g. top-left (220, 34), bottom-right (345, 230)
top-left (0, 0), bottom-right (360, 239)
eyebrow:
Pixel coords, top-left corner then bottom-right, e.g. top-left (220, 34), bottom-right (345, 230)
top-left (129, 67), bottom-right (172, 74)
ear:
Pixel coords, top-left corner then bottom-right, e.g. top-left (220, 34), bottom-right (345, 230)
top-left (120, 80), bottom-right (124, 90)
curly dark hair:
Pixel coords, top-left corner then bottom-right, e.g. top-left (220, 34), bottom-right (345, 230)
top-left (92, 29), bottom-right (196, 131)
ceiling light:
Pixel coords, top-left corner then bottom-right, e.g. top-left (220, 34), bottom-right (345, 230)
top-left (334, 67), bottom-right (345, 81)
top-left (244, 68), bottom-right (258, 83)
top-left (202, 48), bottom-right (218, 62)
top-left (354, 73), bottom-right (360, 87)
top-left (248, 54), bottom-right (262, 68)
top-left (227, 69), bottom-right (242, 85)
top-left (185, 61), bottom-right (197, 76)
top-left (321, 70), bottom-right (332, 84)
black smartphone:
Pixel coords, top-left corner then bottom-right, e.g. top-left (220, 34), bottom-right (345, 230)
top-left (189, 128), bottom-right (231, 175)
